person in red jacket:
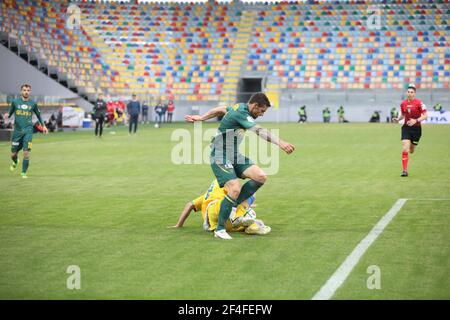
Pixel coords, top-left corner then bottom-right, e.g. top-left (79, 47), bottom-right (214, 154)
top-left (393, 84), bottom-right (428, 177)
top-left (167, 100), bottom-right (175, 123)
top-left (106, 99), bottom-right (115, 126)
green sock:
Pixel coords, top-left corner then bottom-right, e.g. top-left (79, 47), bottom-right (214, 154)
top-left (22, 158), bottom-right (29, 173)
top-left (217, 195), bottom-right (237, 231)
top-left (11, 155), bottom-right (18, 164)
top-left (236, 180), bottom-right (264, 204)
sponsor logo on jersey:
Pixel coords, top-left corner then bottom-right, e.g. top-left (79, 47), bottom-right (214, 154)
top-left (16, 110), bottom-right (32, 116)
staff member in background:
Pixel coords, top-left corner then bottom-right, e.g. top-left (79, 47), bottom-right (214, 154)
top-left (392, 84), bottom-right (428, 177)
top-left (433, 103), bottom-right (443, 113)
top-left (93, 93), bottom-right (107, 137)
top-left (337, 105), bottom-right (347, 123)
top-left (127, 94), bottom-right (141, 134)
top-left (390, 107), bottom-right (399, 123)
top-left (142, 101), bottom-right (149, 124)
top-left (322, 107), bottom-right (331, 123)
top-left (167, 100), bottom-right (175, 123)
top-left (162, 102), bottom-right (168, 123)
top-left (369, 110), bottom-right (381, 123)
top-left (298, 105), bottom-right (307, 123)
top-left (154, 99), bottom-right (164, 127)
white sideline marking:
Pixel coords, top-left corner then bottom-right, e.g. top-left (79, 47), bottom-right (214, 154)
top-left (312, 198), bottom-right (408, 300)
top-left (407, 199), bottom-right (450, 201)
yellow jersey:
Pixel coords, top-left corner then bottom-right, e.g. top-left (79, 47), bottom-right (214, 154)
top-left (191, 180), bottom-right (253, 230)
top-left (191, 180), bottom-right (227, 217)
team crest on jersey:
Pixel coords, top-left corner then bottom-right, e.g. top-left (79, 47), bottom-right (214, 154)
top-left (406, 105), bottom-right (412, 114)
top-left (19, 104), bottom-right (30, 110)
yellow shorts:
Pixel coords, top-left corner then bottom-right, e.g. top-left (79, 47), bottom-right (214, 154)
top-left (204, 199), bottom-right (249, 232)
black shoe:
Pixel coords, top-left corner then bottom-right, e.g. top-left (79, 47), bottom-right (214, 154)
top-left (401, 171), bottom-right (408, 177)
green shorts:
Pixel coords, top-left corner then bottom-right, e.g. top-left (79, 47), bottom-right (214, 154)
top-left (11, 131), bottom-right (33, 152)
top-left (210, 152), bottom-right (254, 188)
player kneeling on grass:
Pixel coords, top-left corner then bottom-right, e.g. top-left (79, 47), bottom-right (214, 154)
top-left (172, 180), bottom-right (271, 236)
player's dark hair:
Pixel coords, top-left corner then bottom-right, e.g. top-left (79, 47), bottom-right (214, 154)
top-left (407, 86), bottom-right (416, 92)
top-left (248, 92), bottom-right (271, 108)
top-left (21, 84), bottom-right (31, 90)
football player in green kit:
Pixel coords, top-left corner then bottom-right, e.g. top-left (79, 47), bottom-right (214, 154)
top-left (4, 84), bottom-right (48, 178)
top-left (185, 92), bottom-right (295, 240)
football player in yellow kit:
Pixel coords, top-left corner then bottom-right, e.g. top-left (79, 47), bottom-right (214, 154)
top-left (173, 180), bottom-right (271, 235)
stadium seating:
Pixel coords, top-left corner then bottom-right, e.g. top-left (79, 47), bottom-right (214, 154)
top-left (247, 1), bottom-right (449, 91)
top-left (79, 1), bottom-right (240, 101)
top-left (0, 0), bottom-right (118, 96)
top-left (0, 0), bottom-right (448, 102)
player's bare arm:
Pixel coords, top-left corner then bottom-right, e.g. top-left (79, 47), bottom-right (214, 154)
top-left (185, 106), bottom-right (227, 122)
top-left (33, 104), bottom-right (49, 134)
top-left (40, 119), bottom-right (49, 134)
top-left (392, 114), bottom-right (404, 123)
top-left (171, 201), bottom-right (196, 228)
top-left (250, 125), bottom-right (295, 154)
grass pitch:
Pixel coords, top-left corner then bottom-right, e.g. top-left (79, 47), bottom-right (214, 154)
top-left (0, 123), bottom-right (449, 299)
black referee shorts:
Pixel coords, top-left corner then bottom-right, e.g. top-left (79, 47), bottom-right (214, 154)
top-left (401, 125), bottom-right (422, 145)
